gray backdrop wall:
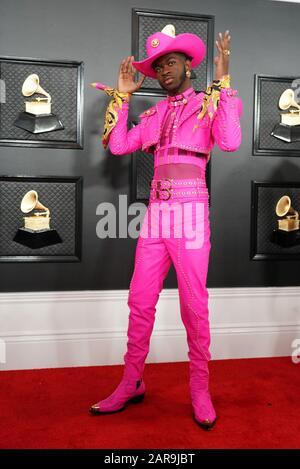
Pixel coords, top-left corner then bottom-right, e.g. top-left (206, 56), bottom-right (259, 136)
top-left (0, 0), bottom-right (300, 291)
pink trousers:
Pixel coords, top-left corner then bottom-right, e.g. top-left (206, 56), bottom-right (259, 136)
top-left (124, 177), bottom-right (212, 402)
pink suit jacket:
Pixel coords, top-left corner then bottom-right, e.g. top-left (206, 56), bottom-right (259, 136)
top-left (108, 87), bottom-right (243, 158)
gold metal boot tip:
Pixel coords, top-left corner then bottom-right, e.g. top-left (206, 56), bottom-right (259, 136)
top-left (194, 416), bottom-right (217, 431)
top-left (89, 404), bottom-right (101, 414)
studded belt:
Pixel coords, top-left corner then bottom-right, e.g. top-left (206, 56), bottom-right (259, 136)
top-left (150, 178), bottom-right (208, 201)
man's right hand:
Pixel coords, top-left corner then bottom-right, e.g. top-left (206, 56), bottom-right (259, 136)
top-left (118, 56), bottom-right (145, 94)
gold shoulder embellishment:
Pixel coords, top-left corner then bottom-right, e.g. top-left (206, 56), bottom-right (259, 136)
top-left (194, 75), bottom-right (232, 128)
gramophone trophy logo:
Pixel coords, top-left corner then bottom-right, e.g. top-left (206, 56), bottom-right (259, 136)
top-left (14, 73), bottom-right (64, 134)
top-left (271, 195), bottom-right (300, 247)
top-left (271, 88), bottom-right (300, 143)
top-left (13, 190), bottom-right (62, 249)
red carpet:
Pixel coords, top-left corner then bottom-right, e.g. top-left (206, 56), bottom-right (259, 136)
top-left (0, 357), bottom-right (299, 449)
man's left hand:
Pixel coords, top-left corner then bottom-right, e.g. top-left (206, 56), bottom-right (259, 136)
top-left (214, 30), bottom-right (231, 80)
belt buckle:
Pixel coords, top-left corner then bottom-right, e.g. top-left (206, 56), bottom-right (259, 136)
top-left (152, 178), bottom-right (172, 200)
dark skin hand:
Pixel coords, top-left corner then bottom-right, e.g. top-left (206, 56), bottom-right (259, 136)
top-left (117, 30), bottom-right (231, 96)
top-left (117, 56), bottom-right (145, 94)
top-left (214, 30), bottom-right (231, 80)
top-left (117, 52), bottom-right (192, 96)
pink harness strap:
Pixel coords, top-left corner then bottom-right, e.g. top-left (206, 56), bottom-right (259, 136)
top-left (153, 87), bottom-right (208, 171)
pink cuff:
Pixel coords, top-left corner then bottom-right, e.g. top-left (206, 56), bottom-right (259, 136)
top-left (220, 88), bottom-right (238, 98)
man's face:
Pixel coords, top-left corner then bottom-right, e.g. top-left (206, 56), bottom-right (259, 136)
top-left (152, 53), bottom-right (190, 93)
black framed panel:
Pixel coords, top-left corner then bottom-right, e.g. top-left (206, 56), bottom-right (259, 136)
top-left (130, 144), bottom-right (154, 204)
top-left (131, 8), bottom-right (214, 97)
top-left (0, 56), bottom-right (84, 149)
top-left (250, 181), bottom-right (300, 260)
top-left (0, 175), bottom-right (82, 262)
top-left (253, 74), bottom-right (300, 156)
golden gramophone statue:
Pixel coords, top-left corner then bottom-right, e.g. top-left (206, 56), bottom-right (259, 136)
top-left (271, 195), bottom-right (300, 247)
top-left (271, 89), bottom-right (300, 143)
top-left (13, 190), bottom-right (62, 249)
top-left (14, 74), bottom-right (64, 134)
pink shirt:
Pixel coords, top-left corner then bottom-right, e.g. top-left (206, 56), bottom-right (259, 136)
top-left (153, 87), bottom-right (207, 179)
top-left (106, 82), bottom-right (242, 180)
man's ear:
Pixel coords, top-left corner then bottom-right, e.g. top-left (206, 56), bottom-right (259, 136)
top-left (184, 58), bottom-right (196, 79)
top-left (185, 58), bottom-right (192, 71)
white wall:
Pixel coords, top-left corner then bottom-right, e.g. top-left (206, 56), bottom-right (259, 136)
top-left (1, 287), bottom-right (299, 370)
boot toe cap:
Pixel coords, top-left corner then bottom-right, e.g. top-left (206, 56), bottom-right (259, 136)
top-left (89, 404), bottom-right (102, 414)
top-left (194, 415), bottom-right (217, 430)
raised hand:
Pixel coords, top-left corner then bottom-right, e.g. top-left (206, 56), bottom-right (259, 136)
top-left (118, 56), bottom-right (145, 94)
top-left (214, 30), bottom-right (231, 80)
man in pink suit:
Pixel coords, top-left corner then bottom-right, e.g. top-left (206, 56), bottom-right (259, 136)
top-left (90, 25), bottom-right (242, 430)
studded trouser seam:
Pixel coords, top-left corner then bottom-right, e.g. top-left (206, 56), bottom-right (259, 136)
top-left (176, 237), bottom-right (210, 361)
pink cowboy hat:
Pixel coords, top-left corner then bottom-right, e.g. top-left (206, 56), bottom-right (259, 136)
top-left (132, 24), bottom-right (206, 79)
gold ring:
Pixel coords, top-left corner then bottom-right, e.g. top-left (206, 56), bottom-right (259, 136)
top-left (223, 49), bottom-right (231, 56)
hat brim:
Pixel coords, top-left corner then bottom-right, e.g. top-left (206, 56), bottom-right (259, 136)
top-left (132, 33), bottom-right (206, 79)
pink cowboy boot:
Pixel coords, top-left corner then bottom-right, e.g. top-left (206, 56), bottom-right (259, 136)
top-left (89, 317), bottom-right (148, 415)
top-left (177, 281), bottom-right (217, 430)
top-left (89, 221), bottom-right (167, 415)
top-left (89, 378), bottom-right (145, 414)
top-left (89, 298), bottom-right (150, 415)
top-left (190, 361), bottom-right (217, 430)
top-left (177, 289), bottom-right (217, 429)
top-left (192, 389), bottom-right (217, 430)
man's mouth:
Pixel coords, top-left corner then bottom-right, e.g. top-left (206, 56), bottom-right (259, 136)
top-left (163, 77), bottom-right (174, 85)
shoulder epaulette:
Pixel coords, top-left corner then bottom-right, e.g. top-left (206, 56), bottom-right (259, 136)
top-left (139, 107), bottom-right (157, 118)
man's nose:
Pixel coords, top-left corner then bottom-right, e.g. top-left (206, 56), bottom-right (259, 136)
top-left (161, 66), bottom-right (171, 76)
